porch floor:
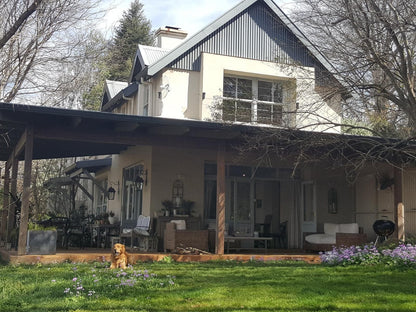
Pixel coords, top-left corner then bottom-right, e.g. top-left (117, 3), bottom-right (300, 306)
top-left (1, 248), bottom-right (321, 265)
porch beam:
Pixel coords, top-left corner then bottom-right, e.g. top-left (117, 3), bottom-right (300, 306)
top-left (216, 143), bottom-right (226, 255)
top-left (72, 178), bottom-right (94, 201)
top-left (34, 127), bottom-right (228, 151)
top-left (82, 170), bottom-right (108, 196)
top-left (17, 125), bottom-right (34, 255)
top-left (394, 167), bottom-right (404, 241)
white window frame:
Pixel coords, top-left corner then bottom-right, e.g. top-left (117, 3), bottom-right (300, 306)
top-left (222, 75), bottom-right (285, 125)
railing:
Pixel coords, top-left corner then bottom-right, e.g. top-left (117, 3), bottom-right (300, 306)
top-left (222, 97), bottom-right (286, 126)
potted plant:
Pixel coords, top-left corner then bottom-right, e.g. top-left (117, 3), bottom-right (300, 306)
top-left (182, 200), bottom-right (195, 216)
top-left (161, 200), bottom-right (173, 216)
top-left (27, 222), bottom-right (57, 255)
top-left (102, 213), bottom-right (109, 224)
top-left (108, 211), bottom-right (116, 224)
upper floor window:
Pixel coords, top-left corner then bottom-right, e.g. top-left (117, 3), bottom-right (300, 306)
top-left (222, 76), bottom-right (285, 126)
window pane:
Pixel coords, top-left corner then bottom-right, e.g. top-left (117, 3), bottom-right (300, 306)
top-left (223, 77), bottom-right (236, 98)
top-left (257, 103), bottom-right (272, 124)
top-left (273, 83), bottom-right (283, 103)
top-left (204, 180), bottom-right (217, 219)
top-left (258, 80), bottom-right (272, 102)
top-left (237, 78), bottom-right (252, 100)
top-left (236, 101), bottom-right (252, 122)
top-left (229, 165), bottom-right (251, 177)
top-left (222, 99), bottom-right (235, 121)
top-left (272, 105), bottom-right (283, 125)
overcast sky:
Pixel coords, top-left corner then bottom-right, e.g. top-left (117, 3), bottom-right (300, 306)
top-left (100, 0), bottom-right (295, 37)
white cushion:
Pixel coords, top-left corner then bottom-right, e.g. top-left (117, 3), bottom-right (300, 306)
top-left (339, 223), bottom-right (359, 233)
top-left (324, 223), bottom-right (339, 235)
top-left (134, 228), bottom-right (150, 236)
top-left (136, 215), bottom-right (150, 228)
top-left (170, 220), bottom-right (186, 230)
top-left (305, 234), bottom-right (336, 245)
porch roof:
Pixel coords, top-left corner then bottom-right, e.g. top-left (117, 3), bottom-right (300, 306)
top-left (64, 158), bottom-right (112, 175)
top-left (1, 102), bottom-right (415, 167)
top-left (0, 102), bottom-right (253, 162)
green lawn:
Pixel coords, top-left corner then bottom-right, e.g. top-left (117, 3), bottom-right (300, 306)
top-left (1, 259), bottom-right (415, 312)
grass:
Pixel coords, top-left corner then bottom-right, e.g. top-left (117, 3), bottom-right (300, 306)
top-left (0, 259), bottom-right (416, 312)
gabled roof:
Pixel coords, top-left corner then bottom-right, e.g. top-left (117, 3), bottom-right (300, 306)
top-left (142, 0), bottom-right (337, 79)
top-left (101, 82), bottom-right (138, 112)
top-left (129, 45), bottom-right (170, 82)
top-left (105, 80), bottom-right (128, 98)
top-left (101, 80), bottom-right (128, 109)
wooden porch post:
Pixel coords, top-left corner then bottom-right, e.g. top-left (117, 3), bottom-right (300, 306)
top-left (216, 143), bottom-right (226, 255)
top-left (17, 125), bottom-right (34, 255)
top-left (394, 167), bottom-right (404, 241)
top-left (8, 157), bottom-right (18, 241)
top-left (1, 167), bottom-right (9, 241)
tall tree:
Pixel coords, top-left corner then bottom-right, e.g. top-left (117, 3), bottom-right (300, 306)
top-left (107, 0), bottom-right (154, 81)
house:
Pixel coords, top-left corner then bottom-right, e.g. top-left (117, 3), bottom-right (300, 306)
top-left (95, 0), bottom-right (411, 246)
top-left (0, 0), bottom-right (414, 255)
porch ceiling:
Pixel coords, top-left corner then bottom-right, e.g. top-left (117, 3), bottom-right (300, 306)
top-left (0, 102), bottom-right (251, 162)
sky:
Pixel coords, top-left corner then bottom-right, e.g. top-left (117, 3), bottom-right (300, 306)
top-left (100, 0), bottom-right (296, 37)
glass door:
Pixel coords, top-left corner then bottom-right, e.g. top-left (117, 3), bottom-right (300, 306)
top-left (227, 179), bottom-right (253, 236)
top-left (301, 181), bottom-right (316, 233)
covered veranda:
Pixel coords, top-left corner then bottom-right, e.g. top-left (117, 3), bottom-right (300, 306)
top-left (0, 102), bottom-right (268, 257)
top-left (1, 102), bottom-right (409, 260)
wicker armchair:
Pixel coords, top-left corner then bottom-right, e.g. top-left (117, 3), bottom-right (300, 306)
top-left (164, 222), bottom-right (209, 252)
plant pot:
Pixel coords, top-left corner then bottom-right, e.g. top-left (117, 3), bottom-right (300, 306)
top-left (27, 230), bottom-right (57, 255)
top-left (108, 216), bottom-right (115, 224)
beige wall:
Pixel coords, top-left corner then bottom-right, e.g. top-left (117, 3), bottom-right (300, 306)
top-left (106, 146), bottom-right (153, 219)
top-left (150, 146), bottom-right (215, 218)
top-left (200, 52), bottom-right (341, 131)
top-left (313, 168), bottom-right (356, 232)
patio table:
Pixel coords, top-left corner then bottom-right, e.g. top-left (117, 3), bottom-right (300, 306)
top-left (224, 236), bottom-right (273, 253)
top-left (90, 224), bottom-right (120, 248)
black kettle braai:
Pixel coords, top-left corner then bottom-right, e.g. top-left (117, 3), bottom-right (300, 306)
top-left (373, 220), bottom-right (395, 244)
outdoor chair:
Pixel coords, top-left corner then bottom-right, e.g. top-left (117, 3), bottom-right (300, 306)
top-left (120, 215), bottom-right (157, 251)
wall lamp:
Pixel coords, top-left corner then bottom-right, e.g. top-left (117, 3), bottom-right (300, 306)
top-left (135, 169), bottom-right (148, 191)
top-left (107, 181), bottom-right (120, 200)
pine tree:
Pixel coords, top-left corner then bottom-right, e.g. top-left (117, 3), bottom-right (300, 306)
top-left (108, 0), bottom-right (154, 81)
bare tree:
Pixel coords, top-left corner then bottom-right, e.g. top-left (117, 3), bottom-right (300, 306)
top-left (293, 0), bottom-right (416, 136)
top-left (0, 0), bottom-right (104, 105)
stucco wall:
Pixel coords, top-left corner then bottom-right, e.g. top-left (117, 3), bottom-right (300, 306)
top-left (200, 52), bottom-right (341, 131)
top-left (106, 146), bottom-right (153, 219)
top-left (151, 69), bottom-right (201, 119)
top-left (150, 146), bottom-right (215, 218)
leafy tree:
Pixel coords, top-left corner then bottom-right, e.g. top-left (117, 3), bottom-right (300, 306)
top-left (107, 0), bottom-right (154, 81)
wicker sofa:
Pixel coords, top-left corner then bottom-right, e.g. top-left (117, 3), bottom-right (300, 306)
top-left (304, 223), bottom-right (367, 252)
top-left (164, 221), bottom-right (209, 252)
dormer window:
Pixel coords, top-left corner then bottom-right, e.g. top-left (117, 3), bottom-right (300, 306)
top-left (222, 75), bottom-right (285, 126)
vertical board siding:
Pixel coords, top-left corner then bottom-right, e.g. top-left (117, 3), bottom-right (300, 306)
top-left (168, 2), bottom-right (317, 72)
